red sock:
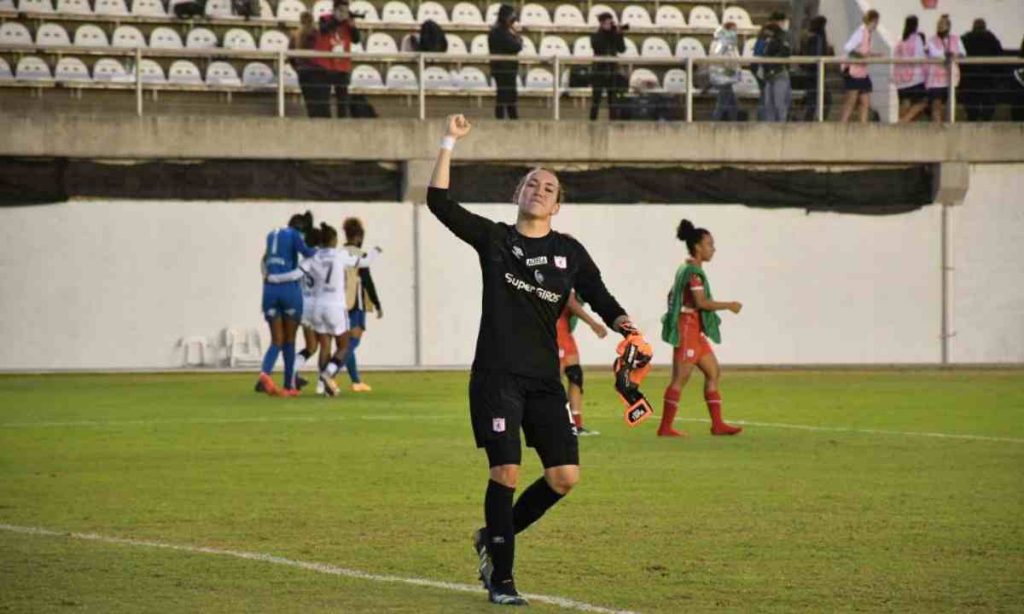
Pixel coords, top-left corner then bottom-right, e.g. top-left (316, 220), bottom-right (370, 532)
top-left (705, 390), bottom-right (723, 427)
top-left (572, 412), bottom-right (583, 429)
top-left (659, 387), bottom-right (680, 433)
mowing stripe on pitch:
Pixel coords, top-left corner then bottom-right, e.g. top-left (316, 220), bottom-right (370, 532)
top-left (0, 524), bottom-right (635, 614)
top-left (677, 418), bottom-right (1024, 444)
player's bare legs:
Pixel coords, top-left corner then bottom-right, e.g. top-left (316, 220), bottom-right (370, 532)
top-left (347, 325), bottom-right (372, 392)
top-left (258, 316), bottom-right (286, 396)
top-left (697, 352), bottom-right (741, 435)
top-left (659, 356), bottom-right (694, 437)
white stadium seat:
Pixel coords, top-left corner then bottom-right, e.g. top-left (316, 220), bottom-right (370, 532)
top-left (417, 1), bottom-right (448, 24)
top-left (168, 59), bottom-right (202, 85)
top-left (349, 0), bottom-right (378, 21)
top-left (620, 5), bottom-right (652, 27)
top-left (235, 64), bottom-right (268, 87)
top-left (553, 4), bottom-right (584, 26)
top-left (35, 23), bottom-right (71, 47)
top-left (16, 56), bottom-right (52, 80)
top-left (365, 32), bottom-right (397, 54)
top-left (470, 34), bottom-right (488, 55)
top-left (186, 27), bottom-right (218, 49)
top-left (663, 68), bottom-right (688, 93)
top-left (259, 30), bottom-right (289, 51)
top-left (56, 0), bottom-right (90, 14)
top-left (572, 36), bottom-right (592, 57)
top-left (111, 25), bottom-right (145, 48)
top-left (380, 0), bottom-right (413, 23)
top-left (450, 2), bottom-right (482, 25)
top-left (422, 65), bottom-right (452, 89)
top-left (641, 36), bottom-right (671, 58)
top-left (399, 33), bottom-right (415, 51)
top-left (54, 57), bottom-right (90, 81)
top-left (587, 4), bottom-right (615, 26)
top-left (743, 37), bottom-right (757, 57)
top-left (721, 6), bottom-right (753, 29)
top-left (688, 5), bottom-right (719, 29)
top-left (519, 3), bottom-right (550, 26)
top-left (621, 37), bottom-right (638, 58)
top-left (519, 37), bottom-right (536, 57)
top-left (1, 22), bottom-right (33, 46)
top-left (206, 61), bottom-right (241, 86)
top-left (311, 0), bottom-right (332, 17)
top-left (205, 0), bottom-right (237, 19)
top-left (0, 0), bottom-right (14, 9)
top-left (459, 66), bottom-right (489, 90)
top-left (18, 0), bottom-right (55, 13)
top-left (138, 58), bottom-right (165, 83)
top-left (446, 34), bottom-right (467, 55)
top-left (655, 5), bottom-right (685, 28)
top-left (350, 40), bottom-right (364, 53)
top-left (675, 37), bottom-right (706, 59)
top-left (93, 0), bottom-right (128, 16)
top-left (74, 24), bottom-right (109, 48)
top-left (223, 28), bottom-right (256, 50)
top-left (150, 27), bottom-right (183, 49)
top-left (385, 64), bottom-right (417, 89)
top-left (131, 0), bottom-right (165, 16)
top-left (524, 67), bottom-right (553, 90)
top-left (735, 69), bottom-right (760, 96)
top-left (485, 3), bottom-right (500, 24)
top-left (539, 35), bottom-right (570, 58)
top-left (629, 68), bottom-right (658, 90)
top-left (92, 57), bottom-right (128, 81)
top-left (276, 0), bottom-right (304, 22)
top-left (0, 58), bottom-right (12, 80)
top-left (282, 64), bottom-right (298, 86)
top-left (351, 64), bottom-right (383, 88)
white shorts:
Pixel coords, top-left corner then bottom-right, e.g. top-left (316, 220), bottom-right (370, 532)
top-left (312, 302), bottom-right (349, 336)
top-left (300, 296), bottom-right (316, 328)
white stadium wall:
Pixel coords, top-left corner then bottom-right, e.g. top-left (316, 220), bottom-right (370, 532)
top-left (0, 163), bottom-right (1021, 370)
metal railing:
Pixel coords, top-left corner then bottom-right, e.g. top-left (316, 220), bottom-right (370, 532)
top-left (1, 44), bottom-right (1020, 123)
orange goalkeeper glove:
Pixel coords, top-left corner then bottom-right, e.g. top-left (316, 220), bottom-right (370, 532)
top-left (613, 332), bottom-right (654, 427)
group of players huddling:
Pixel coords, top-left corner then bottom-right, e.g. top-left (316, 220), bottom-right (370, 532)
top-left (255, 115), bottom-right (745, 606)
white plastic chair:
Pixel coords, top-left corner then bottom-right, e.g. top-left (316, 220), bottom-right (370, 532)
top-left (138, 59), bottom-right (165, 83)
top-left (92, 57), bottom-right (128, 81)
top-left (223, 28), bottom-right (256, 50)
top-left (150, 27), bottom-right (183, 49)
top-left (168, 59), bottom-right (203, 84)
top-left (663, 68), bottom-right (687, 93)
top-left (385, 64), bottom-right (417, 89)
top-left (18, 0), bottom-right (55, 12)
top-left (422, 65), bottom-right (452, 89)
top-left (185, 27), bottom-right (218, 49)
top-left (242, 62), bottom-right (274, 87)
top-left (351, 64), bottom-right (383, 88)
top-left (205, 0), bottom-right (237, 19)
top-left (16, 56), bottom-right (52, 80)
top-left (539, 35), bottom-right (570, 58)
top-left (282, 64), bottom-right (298, 86)
top-left (111, 25), bottom-right (145, 48)
top-left (742, 37), bottom-right (757, 57)
top-left (629, 67), bottom-right (658, 90)
top-left (349, 0), bottom-right (378, 21)
top-left (621, 37), bottom-right (638, 58)
top-left (524, 67), bottom-right (553, 90)
top-left (470, 34), bottom-right (488, 55)
top-left (450, 2), bottom-right (482, 25)
top-left (180, 336), bottom-right (210, 367)
top-left (721, 6), bottom-right (753, 29)
top-left (55, 57), bottom-right (90, 81)
top-left (519, 37), bottom-right (536, 57)
top-left (0, 58), bottom-right (12, 80)
top-left (365, 32), bottom-right (397, 54)
top-left (259, 30), bottom-right (289, 51)
top-left (131, 0), bottom-right (165, 17)
top-left (688, 5), bottom-right (719, 29)
top-left (553, 4), bottom-right (584, 26)
top-left (311, 0), bottom-right (332, 17)
top-left (206, 61), bottom-right (241, 86)
top-left (735, 69), bottom-right (760, 96)
top-left (484, 3), bottom-right (500, 24)
top-left (572, 36), bottom-right (592, 57)
top-left (587, 4), bottom-right (616, 26)
top-left (74, 24), bottom-right (109, 48)
top-left (446, 34), bottom-right (467, 55)
top-left (35, 23), bottom-right (71, 47)
top-left (675, 37), bottom-right (706, 59)
top-left (654, 5), bottom-right (685, 28)
top-left (275, 0), bottom-right (305, 22)
top-left (459, 66), bottom-right (489, 90)
top-left (641, 36), bottom-right (671, 58)
top-left (0, 22), bottom-right (33, 46)
top-left (380, 0), bottom-right (413, 23)
top-left (56, 0), bottom-right (91, 14)
top-left (620, 5), bottom-right (652, 27)
top-left (519, 3), bottom-right (550, 26)
top-left (93, 0), bottom-right (128, 16)
top-left (223, 329), bottom-right (262, 367)
top-left (416, 1), bottom-right (448, 24)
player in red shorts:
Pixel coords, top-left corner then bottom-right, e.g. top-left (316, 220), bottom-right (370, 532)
top-left (658, 218), bottom-right (743, 437)
top-left (557, 291), bottom-right (608, 436)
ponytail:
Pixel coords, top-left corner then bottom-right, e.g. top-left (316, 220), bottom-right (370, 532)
top-left (676, 218), bottom-right (709, 256)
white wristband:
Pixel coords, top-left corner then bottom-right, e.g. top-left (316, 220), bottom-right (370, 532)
top-left (440, 136), bottom-right (456, 151)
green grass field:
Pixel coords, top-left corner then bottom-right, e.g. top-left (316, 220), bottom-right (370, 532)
top-left (1, 369), bottom-right (1023, 612)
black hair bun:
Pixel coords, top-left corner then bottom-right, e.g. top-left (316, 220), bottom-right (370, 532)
top-left (677, 219), bottom-right (695, 242)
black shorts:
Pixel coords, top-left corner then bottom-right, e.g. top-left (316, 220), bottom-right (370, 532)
top-left (928, 87), bottom-right (950, 101)
top-left (843, 72), bottom-right (873, 93)
top-left (469, 370), bottom-right (579, 469)
top-left (898, 83), bottom-right (927, 103)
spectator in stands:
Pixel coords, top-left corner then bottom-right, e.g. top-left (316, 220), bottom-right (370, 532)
top-left (800, 15), bottom-right (831, 121)
top-left (839, 9), bottom-right (881, 123)
top-left (489, 5), bottom-right (523, 120)
top-left (760, 16), bottom-right (792, 122)
top-left (961, 19), bottom-right (1003, 122)
top-left (292, 12), bottom-right (325, 118)
top-left (413, 19), bottom-right (449, 52)
top-left (170, 0), bottom-right (203, 19)
top-left (895, 15), bottom-right (930, 123)
top-left (311, 0), bottom-right (362, 119)
top-left (709, 22), bottom-right (741, 122)
top-left (926, 14), bottom-right (967, 123)
top-left (590, 13), bottom-right (627, 121)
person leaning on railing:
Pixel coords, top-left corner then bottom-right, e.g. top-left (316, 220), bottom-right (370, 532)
top-left (961, 19), bottom-right (1004, 122)
top-left (759, 14), bottom-right (792, 123)
top-left (291, 11), bottom-right (323, 118)
top-left (709, 22), bottom-right (741, 122)
top-left (489, 5), bottom-right (523, 120)
top-left (589, 12), bottom-right (627, 121)
top-left (839, 9), bottom-right (881, 123)
top-left (309, 0), bottom-right (362, 119)
top-left (925, 13), bottom-right (966, 123)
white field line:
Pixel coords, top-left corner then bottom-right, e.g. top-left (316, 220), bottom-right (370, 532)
top-left (676, 418), bottom-right (1024, 444)
top-left (0, 523), bottom-right (636, 614)
top-left (0, 415), bottom-right (456, 428)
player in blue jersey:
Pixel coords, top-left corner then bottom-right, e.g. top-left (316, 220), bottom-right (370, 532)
top-left (258, 212), bottom-right (317, 397)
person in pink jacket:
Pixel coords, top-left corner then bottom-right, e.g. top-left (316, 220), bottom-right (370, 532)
top-left (926, 13), bottom-right (967, 123)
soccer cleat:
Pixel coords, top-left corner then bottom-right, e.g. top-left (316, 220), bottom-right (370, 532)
top-left (472, 528), bottom-right (493, 591)
top-left (577, 426), bottom-right (600, 437)
top-left (320, 373), bottom-right (339, 397)
top-left (316, 379), bottom-right (325, 395)
top-left (296, 376), bottom-right (309, 390)
top-left (351, 382), bottom-right (373, 392)
top-left (657, 428), bottom-right (688, 438)
top-left (489, 579), bottom-right (529, 606)
top-left (282, 388), bottom-right (301, 398)
top-left (258, 373), bottom-right (279, 397)
top-left (711, 423), bottom-right (743, 436)
top-left (254, 380), bottom-right (265, 393)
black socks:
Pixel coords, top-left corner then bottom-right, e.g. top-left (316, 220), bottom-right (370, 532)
top-left (485, 480), bottom-right (516, 584)
top-left (513, 477), bottom-right (564, 534)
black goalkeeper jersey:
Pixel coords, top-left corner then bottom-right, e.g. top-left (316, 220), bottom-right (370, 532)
top-left (428, 187), bottom-right (626, 379)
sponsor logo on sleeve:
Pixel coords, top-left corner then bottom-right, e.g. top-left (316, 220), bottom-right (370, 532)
top-left (512, 246), bottom-right (525, 259)
top-left (525, 256), bottom-right (548, 267)
top-left (554, 256), bottom-right (567, 269)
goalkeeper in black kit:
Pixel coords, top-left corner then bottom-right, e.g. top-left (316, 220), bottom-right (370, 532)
top-left (428, 114), bottom-right (652, 605)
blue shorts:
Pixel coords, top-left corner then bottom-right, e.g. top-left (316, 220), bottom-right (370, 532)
top-left (348, 308), bottom-right (367, 330)
top-left (262, 282), bottom-right (303, 322)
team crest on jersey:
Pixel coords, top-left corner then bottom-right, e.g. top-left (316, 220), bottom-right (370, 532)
top-left (534, 270), bottom-right (545, 285)
top-left (512, 246), bottom-right (525, 259)
top-left (554, 256), bottom-right (567, 269)
top-left (492, 418), bottom-right (506, 433)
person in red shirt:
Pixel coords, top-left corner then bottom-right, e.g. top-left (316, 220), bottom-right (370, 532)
top-left (308, 0), bottom-right (361, 118)
top-left (556, 291), bottom-right (608, 435)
